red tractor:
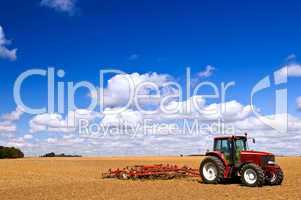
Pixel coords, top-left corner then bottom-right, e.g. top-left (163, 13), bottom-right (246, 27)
top-left (200, 134), bottom-right (284, 187)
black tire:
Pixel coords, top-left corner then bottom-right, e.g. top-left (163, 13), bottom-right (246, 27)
top-left (200, 156), bottom-right (225, 184)
top-left (240, 164), bottom-right (264, 187)
top-left (265, 168), bottom-right (284, 185)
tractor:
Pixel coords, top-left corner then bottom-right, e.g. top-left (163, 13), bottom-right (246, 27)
top-left (200, 134), bottom-right (284, 187)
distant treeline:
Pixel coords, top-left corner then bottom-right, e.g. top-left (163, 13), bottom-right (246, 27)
top-left (0, 146), bottom-right (24, 159)
top-left (41, 152), bottom-right (82, 157)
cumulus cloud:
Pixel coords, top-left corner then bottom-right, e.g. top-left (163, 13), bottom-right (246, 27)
top-left (92, 93), bottom-right (252, 130)
top-left (233, 113), bottom-right (301, 131)
top-left (0, 121), bottom-right (16, 132)
top-left (29, 109), bottom-right (102, 133)
top-left (163, 95), bottom-right (206, 114)
top-left (0, 107), bottom-right (24, 133)
top-left (1, 106), bottom-right (24, 121)
top-left (3, 136), bottom-right (37, 149)
top-left (40, 0), bottom-right (77, 15)
top-left (30, 113), bottom-right (74, 133)
top-left (0, 25), bottom-right (17, 61)
top-left (87, 72), bottom-right (253, 134)
top-left (23, 69), bottom-right (301, 156)
top-left (199, 101), bottom-right (251, 122)
top-left (16, 124), bottom-right (301, 156)
top-left (91, 72), bottom-right (177, 108)
top-left (21, 109), bottom-right (301, 156)
top-left (46, 138), bottom-right (58, 144)
top-left (23, 134), bottom-right (33, 140)
top-left (158, 98), bottom-right (252, 123)
top-left (101, 108), bottom-right (143, 128)
top-left (198, 65), bottom-right (215, 78)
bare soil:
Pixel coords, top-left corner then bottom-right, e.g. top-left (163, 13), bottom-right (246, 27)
top-left (0, 156), bottom-right (300, 200)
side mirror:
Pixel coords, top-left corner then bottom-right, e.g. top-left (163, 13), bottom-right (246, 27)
top-left (252, 138), bottom-right (256, 144)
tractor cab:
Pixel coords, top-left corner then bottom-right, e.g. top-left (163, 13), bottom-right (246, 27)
top-left (213, 135), bottom-right (248, 165)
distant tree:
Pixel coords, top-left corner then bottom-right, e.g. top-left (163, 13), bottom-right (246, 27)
top-left (41, 152), bottom-right (56, 157)
top-left (41, 152), bottom-right (81, 157)
top-left (0, 146), bottom-right (24, 159)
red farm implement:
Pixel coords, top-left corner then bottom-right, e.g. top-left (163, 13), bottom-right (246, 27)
top-left (102, 164), bottom-right (199, 180)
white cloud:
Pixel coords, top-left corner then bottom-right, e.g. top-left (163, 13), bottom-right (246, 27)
top-left (17, 110), bottom-right (301, 156)
top-left (0, 121), bottom-right (16, 132)
top-left (200, 101), bottom-right (252, 122)
top-left (0, 107), bottom-right (24, 133)
top-left (47, 138), bottom-right (58, 144)
top-left (154, 95), bottom-right (206, 122)
top-left (0, 25), bottom-right (17, 61)
top-left (16, 125), bottom-right (301, 156)
top-left (101, 108), bottom-right (143, 128)
top-left (1, 106), bottom-right (24, 121)
top-left (41, 136), bottom-right (85, 146)
top-left (40, 0), bottom-right (76, 14)
top-left (30, 113), bottom-right (73, 133)
top-left (198, 65), bottom-right (215, 78)
top-left (18, 69), bottom-right (301, 156)
top-left (94, 97), bottom-right (253, 139)
top-left (23, 134), bottom-right (33, 140)
top-left (29, 109), bottom-right (102, 133)
top-left (91, 72), bottom-right (177, 108)
top-left (5, 137), bottom-right (35, 148)
top-left (160, 99), bottom-right (252, 122)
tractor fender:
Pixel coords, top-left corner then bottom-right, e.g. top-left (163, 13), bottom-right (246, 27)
top-left (205, 151), bottom-right (228, 166)
top-left (237, 162), bottom-right (256, 174)
top-left (237, 162), bottom-right (247, 171)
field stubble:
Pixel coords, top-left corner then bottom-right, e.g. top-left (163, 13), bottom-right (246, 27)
top-left (0, 156), bottom-right (300, 200)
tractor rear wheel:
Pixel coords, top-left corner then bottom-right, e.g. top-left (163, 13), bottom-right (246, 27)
top-left (265, 168), bottom-right (284, 185)
top-left (240, 164), bottom-right (264, 187)
top-left (200, 156), bottom-right (225, 184)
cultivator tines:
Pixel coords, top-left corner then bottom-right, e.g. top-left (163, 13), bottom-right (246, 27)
top-left (102, 164), bottom-right (200, 180)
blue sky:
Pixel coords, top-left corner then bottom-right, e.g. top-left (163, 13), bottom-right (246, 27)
top-left (0, 0), bottom-right (301, 156)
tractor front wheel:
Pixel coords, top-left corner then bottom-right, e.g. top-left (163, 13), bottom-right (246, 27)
top-left (200, 156), bottom-right (225, 184)
top-left (240, 164), bottom-right (264, 187)
top-left (265, 168), bottom-right (284, 185)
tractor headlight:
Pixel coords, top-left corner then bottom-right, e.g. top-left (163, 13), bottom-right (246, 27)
top-left (268, 160), bottom-right (275, 165)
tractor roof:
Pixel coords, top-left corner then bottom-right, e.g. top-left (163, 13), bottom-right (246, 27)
top-left (214, 135), bottom-right (247, 140)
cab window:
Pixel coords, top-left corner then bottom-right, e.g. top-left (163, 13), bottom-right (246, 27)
top-left (221, 140), bottom-right (230, 153)
top-left (235, 139), bottom-right (247, 151)
top-left (214, 139), bottom-right (230, 153)
top-left (214, 139), bottom-right (222, 151)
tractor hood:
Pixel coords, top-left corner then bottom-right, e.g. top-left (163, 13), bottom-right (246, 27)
top-left (241, 150), bottom-right (274, 156)
top-left (240, 150), bottom-right (276, 166)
